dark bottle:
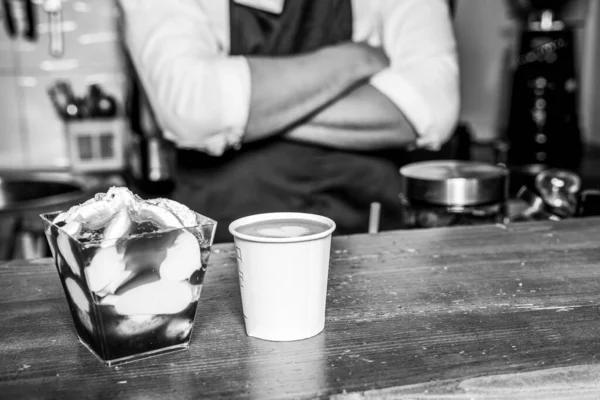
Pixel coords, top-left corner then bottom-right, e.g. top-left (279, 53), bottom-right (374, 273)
top-left (124, 57), bottom-right (176, 197)
top-left (504, 1), bottom-right (583, 174)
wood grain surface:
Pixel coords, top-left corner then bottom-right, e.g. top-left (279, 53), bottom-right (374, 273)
top-left (2, 218), bottom-right (600, 399)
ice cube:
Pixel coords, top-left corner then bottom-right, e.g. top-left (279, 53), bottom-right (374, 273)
top-left (77, 308), bottom-right (94, 334)
top-left (53, 197), bottom-right (96, 225)
top-left (65, 277), bottom-right (90, 312)
top-left (159, 230), bottom-right (201, 281)
top-left (137, 203), bottom-right (184, 229)
top-left (189, 282), bottom-right (202, 301)
top-left (55, 198), bottom-right (116, 230)
top-left (103, 187), bottom-right (140, 208)
top-left (102, 280), bottom-right (193, 316)
top-left (54, 187), bottom-right (200, 237)
top-left (113, 315), bottom-right (169, 337)
top-left (164, 318), bottom-right (194, 341)
top-left (103, 208), bottom-right (132, 242)
top-left (85, 246), bottom-right (126, 293)
top-left (58, 221), bottom-right (82, 277)
top-left (62, 221), bottom-right (82, 236)
top-left (95, 270), bottom-right (134, 297)
top-left (114, 270), bottom-right (160, 296)
top-left (146, 198), bottom-right (197, 227)
top-left (64, 278), bottom-right (95, 333)
top-left (53, 187), bottom-right (138, 230)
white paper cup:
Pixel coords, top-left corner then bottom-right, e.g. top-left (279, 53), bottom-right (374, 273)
top-left (229, 212), bottom-right (336, 341)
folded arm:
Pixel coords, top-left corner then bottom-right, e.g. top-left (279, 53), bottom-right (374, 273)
top-left (243, 42), bottom-right (389, 141)
top-left (118, 0), bottom-right (388, 155)
top-left (118, 0), bottom-right (458, 155)
top-left (285, 0), bottom-right (460, 151)
top-left (284, 83), bottom-right (417, 150)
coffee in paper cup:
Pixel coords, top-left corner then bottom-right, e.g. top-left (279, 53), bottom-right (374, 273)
top-left (229, 212), bottom-right (336, 341)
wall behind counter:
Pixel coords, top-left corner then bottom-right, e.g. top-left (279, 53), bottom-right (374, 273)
top-left (0, 0), bottom-right (125, 170)
top-left (0, 0), bottom-right (598, 170)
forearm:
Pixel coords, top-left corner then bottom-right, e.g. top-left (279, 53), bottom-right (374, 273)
top-left (284, 83), bottom-right (417, 151)
top-left (244, 42), bottom-right (388, 142)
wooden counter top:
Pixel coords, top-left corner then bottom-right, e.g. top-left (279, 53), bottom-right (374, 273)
top-left (2, 218), bottom-right (600, 399)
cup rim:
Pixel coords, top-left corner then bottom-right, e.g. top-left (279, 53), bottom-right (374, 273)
top-left (40, 210), bottom-right (218, 246)
top-left (228, 212), bottom-right (336, 243)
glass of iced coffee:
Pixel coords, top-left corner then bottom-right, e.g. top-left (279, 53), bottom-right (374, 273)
top-left (40, 187), bottom-right (216, 366)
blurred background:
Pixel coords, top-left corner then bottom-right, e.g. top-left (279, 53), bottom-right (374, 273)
top-left (0, 0), bottom-right (599, 259)
top-left (0, 0), bottom-right (598, 169)
top-left (1, 0), bottom-right (124, 169)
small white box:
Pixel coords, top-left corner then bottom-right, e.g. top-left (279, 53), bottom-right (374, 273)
top-left (65, 118), bottom-right (128, 173)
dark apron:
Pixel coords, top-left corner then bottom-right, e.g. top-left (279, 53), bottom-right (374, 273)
top-left (174, 0), bottom-right (404, 243)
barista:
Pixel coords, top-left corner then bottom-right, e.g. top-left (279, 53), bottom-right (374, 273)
top-left (118, 0), bottom-right (460, 243)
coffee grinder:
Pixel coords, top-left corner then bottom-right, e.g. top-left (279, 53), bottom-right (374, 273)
top-left (504, 0), bottom-right (583, 193)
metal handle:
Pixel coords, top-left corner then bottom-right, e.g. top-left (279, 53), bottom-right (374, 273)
top-left (43, 0), bottom-right (63, 57)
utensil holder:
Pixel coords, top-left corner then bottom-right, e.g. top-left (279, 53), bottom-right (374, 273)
top-left (65, 118), bottom-right (127, 173)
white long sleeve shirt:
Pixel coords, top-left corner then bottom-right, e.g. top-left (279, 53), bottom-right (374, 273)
top-left (118, 0), bottom-right (460, 155)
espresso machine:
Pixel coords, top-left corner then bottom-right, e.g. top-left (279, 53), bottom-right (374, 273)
top-left (504, 0), bottom-right (584, 192)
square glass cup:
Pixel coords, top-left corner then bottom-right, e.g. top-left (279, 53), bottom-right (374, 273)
top-left (40, 211), bottom-right (217, 367)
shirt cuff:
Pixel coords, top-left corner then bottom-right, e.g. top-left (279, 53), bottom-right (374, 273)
top-left (164, 56), bottom-right (251, 156)
top-left (199, 127), bottom-right (245, 156)
top-left (369, 68), bottom-right (436, 149)
top-left (215, 55), bottom-right (251, 143)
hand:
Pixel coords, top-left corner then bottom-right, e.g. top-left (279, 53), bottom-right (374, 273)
top-left (354, 42), bottom-right (390, 72)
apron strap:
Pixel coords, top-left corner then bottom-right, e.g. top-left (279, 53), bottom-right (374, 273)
top-left (229, 0), bottom-right (352, 56)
